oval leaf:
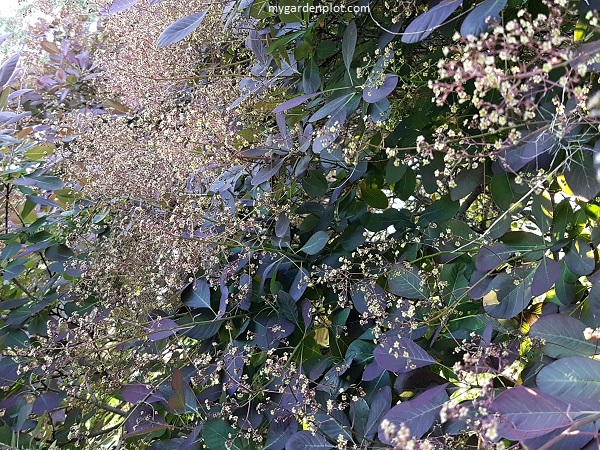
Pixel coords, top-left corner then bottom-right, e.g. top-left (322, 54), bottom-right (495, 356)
top-left (300, 231), bottom-right (329, 255)
top-left (537, 356), bottom-right (600, 401)
top-left (184, 279), bottom-right (211, 309)
top-left (273, 92), bottom-right (320, 113)
top-left (529, 315), bottom-right (599, 358)
top-left (107, 0), bottom-right (139, 14)
top-left (563, 239), bottom-right (595, 276)
top-left (157, 11), bottom-right (208, 47)
top-left (286, 431), bottom-right (333, 450)
top-left (363, 74), bottom-right (398, 103)
top-left (342, 21), bottom-right (357, 70)
top-left (373, 337), bottom-right (436, 373)
top-left (460, 0), bottom-right (507, 36)
top-left (531, 257), bottom-right (561, 296)
top-left (0, 54), bottom-right (19, 87)
top-left (121, 384), bottom-right (166, 404)
top-left (388, 266), bottom-right (427, 300)
top-left (482, 272), bottom-right (533, 319)
top-left (401, 0), bottom-right (462, 44)
top-left (379, 384), bottom-right (449, 443)
top-left (491, 386), bottom-right (572, 441)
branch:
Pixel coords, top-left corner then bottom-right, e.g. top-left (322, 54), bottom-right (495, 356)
top-left (537, 413), bottom-right (600, 450)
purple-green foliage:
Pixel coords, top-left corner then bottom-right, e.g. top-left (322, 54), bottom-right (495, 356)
top-left (3, 0), bottom-right (600, 448)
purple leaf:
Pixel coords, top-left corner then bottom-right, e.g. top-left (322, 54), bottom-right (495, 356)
top-left (368, 97), bottom-right (391, 122)
top-left (285, 431), bottom-right (333, 450)
top-left (564, 149), bottom-right (600, 201)
top-left (564, 239), bottom-right (595, 276)
top-left (147, 318), bottom-right (178, 341)
top-left (251, 159), bottom-right (284, 186)
top-left (107, 0), bottom-right (139, 14)
top-left (460, 0), bottom-right (506, 36)
top-left (26, 195), bottom-right (62, 209)
top-left (224, 348), bottom-right (244, 395)
top-left (537, 357), bottom-right (600, 401)
top-left (401, 0), bottom-right (462, 43)
top-left (0, 33), bottom-right (10, 46)
top-left (0, 112), bottom-right (16, 122)
top-left (301, 299), bottom-right (312, 329)
top-left (373, 337), bottom-right (436, 373)
top-left (529, 315), bottom-right (598, 358)
top-left (482, 272), bottom-right (533, 319)
top-left (184, 279), bottom-right (211, 309)
top-left (32, 392), bottom-right (62, 415)
top-left (379, 384), bottom-right (449, 443)
top-left (363, 74), bottom-right (398, 103)
top-left (362, 361), bottom-right (384, 381)
top-left (523, 423), bottom-right (595, 450)
top-left (475, 243), bottom-right (511, 271)
top-left (504, 130), bottom-right (556, 171)
top-left (309, 93), bottom-right (356, 122)
top-left (273, 92), bottom-right (320, 113)
top-left (121, 384), bottom-right (166, 404)
top-left (157, 11), bottom-right (208, 48)
top-left (265, 416), bottom-right (297, 450)
top-left (124, 404), bottom-right (167, 437)
top-left (0, 54), bottom-right (19, 87)
top-left (275, 213), bottom-right (290, 238)
top-left (491, 387), bottom-right (572, 440)
top-left (168, 369), bottom-right (198, 413)
top-left (365, 386), bottom-right (391, 438)
top-left (531, 257), bottom-right (561, 296)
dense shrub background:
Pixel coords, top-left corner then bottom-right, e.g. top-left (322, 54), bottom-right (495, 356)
top-left (1, 0), bottom-right (600, 448)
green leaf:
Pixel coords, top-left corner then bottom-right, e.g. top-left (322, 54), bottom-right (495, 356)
top-left (491, 173), bottom-right (521, 210)
top-left (302, 171), bottom-right (328, 197)
top-left (203, 419), bottom-right (243, 450)
top-left (388, 265), bottom-right (428, 300)
top-left (278, 291), bottom-right (298, 324)
top-left (342, 21), bottom-right (357, 70)
top-left (482, 271), bottom-right (533, 319)
top-left (531, 190), bottom-right (553, 234)
top-left (500, 231), bottom-right (547, 261)
top-left (303, 58), bottom-right (321, 94)
top-left (3, 259), bottom-right (26, 281)
top-left (300, 231), bottom-right (329, 255)
top-left (563, 239), bottom-right (595, 275)
top-left (278, 0), bottom-right (304, 23)
top-left (394, 167), bottom-right (416, 200)
top-left (530, 315), bottom-right (599, 358)
top-left (419, 195), bottom-right (459, 225)
top-left (385, 159), bottom-right (407, 185)
top-left (363, 208), bottom-right (411, 233)
top-left (552, 199), bottom-right (574, 238)
top-left (359, 183), bottom-right (388, 209)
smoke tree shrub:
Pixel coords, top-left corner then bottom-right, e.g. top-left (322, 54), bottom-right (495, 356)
top-left (2, 0), bottom-right (600, 448)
